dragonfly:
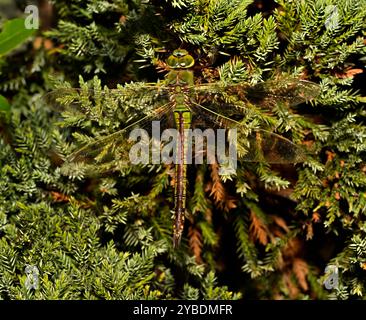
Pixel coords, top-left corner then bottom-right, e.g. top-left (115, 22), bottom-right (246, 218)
top-left (45, 49), bottom-right (320, 248)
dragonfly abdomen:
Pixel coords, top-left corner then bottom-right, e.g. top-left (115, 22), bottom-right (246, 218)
top-left (172, 90), bottom-right (191, 247)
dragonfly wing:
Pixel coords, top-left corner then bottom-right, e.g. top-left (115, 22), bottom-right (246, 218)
top-left (43, 84), bottom-right (174, 175)
top-left (238, 129), bottom-right (306, 163)
top-left (192, 78), bottom-right (320, 112)
top-left (243, 78), bottom-right (320, 108)
top-left (43, 84), bottom-right (170, 118)
top-left (60, 102), bottom-right (175, 175)
top-left (189, 102), bottom-right (306, 164)
top-left (188, 77), bottom-right (317, 165)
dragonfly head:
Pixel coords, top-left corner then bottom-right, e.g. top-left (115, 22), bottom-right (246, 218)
top-left (166, 49), bottom-right (195, 69)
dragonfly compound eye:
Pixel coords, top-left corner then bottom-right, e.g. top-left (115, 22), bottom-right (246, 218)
top-left (166, 55), bottom-right (179, 68)
top-left (167, 53), bottom-right (194, 69)
top-left (179, 55), bottom-right (195, 68)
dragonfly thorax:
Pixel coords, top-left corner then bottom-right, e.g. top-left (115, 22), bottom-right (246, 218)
top-left (165, 69), bottom-right (194, 86)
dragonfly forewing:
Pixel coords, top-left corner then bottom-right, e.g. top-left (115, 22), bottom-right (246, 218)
top-left (43, 84), bottom-right (170, 115)
top-left (193, 78), bottom-right (320, 111)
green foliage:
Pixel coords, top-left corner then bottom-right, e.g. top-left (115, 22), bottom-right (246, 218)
top-left (182, 271), bottom-right (242, 299)
top-left (0, 18), bottom-right (36, 57)
top-left (0, 94), bottom-right (10, 112)
top-left (0, 0), bottom-right (366, 300)
top-left (0, 91), bottom-right (233, 299)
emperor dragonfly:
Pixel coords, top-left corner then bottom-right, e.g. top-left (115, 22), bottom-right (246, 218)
top-left (45, 49), bottom-right (320, 247)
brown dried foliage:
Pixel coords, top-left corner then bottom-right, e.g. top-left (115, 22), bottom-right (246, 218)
top-left (292, 258), bottom-right (309, 291)
top-left (188, 226), bottom-right (203, 264)
top-left (249, 210), bottom-right (269, 245)
top-left (50, 191), bottom-right (70, 203)
top-left (268, 216), bottom-right (310, 298)
top-left (208, 163), bottom-right (237, 212)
